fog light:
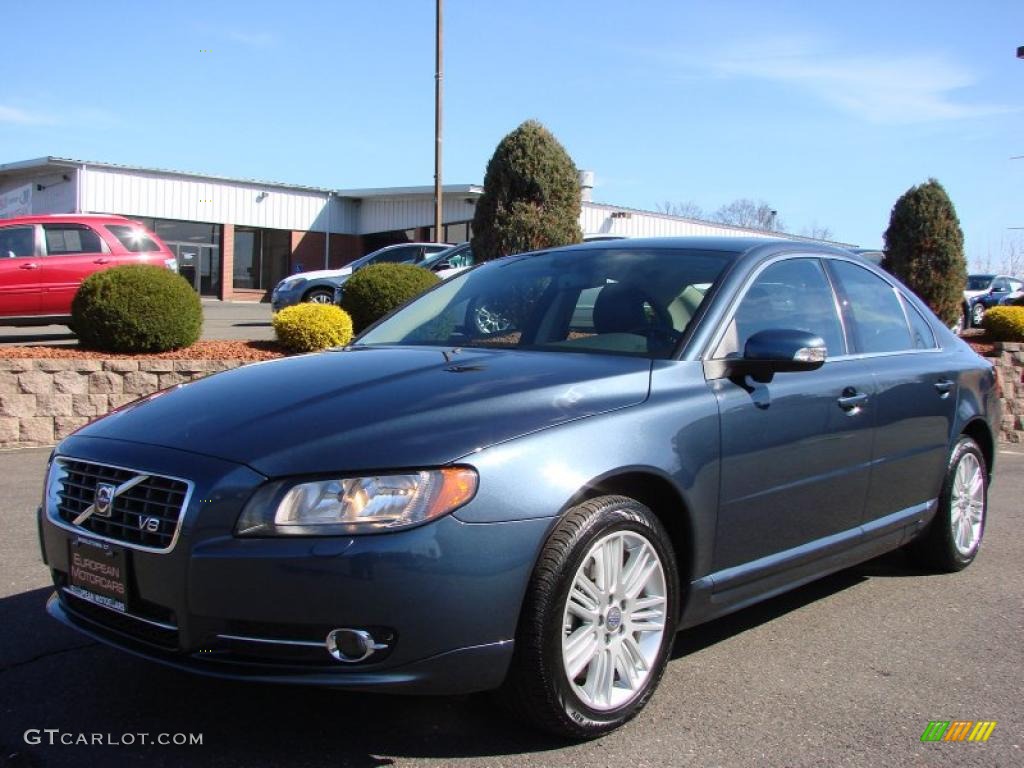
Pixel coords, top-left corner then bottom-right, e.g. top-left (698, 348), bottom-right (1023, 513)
top-left (325, 628), bottom-right (389, 663)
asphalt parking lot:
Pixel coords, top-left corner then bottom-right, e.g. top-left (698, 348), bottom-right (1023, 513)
top-left (1, 447), bottom-right (1021, 768)
top-left (0, 301), bottom-right (274, 346)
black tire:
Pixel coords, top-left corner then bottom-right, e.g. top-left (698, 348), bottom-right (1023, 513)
top-left (303, 288), bottom-right (335, 304)
top-left (907, 436), bottom-right (987, 572)
top-left (499, 495), bottom-right (679, 739)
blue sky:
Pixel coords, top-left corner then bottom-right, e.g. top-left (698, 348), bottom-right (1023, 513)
top-left (2, 1), bottom-right (1021, 264)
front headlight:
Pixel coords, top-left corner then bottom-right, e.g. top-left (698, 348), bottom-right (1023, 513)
top-left (164, 257), bottom-right (179, 273)
top-left (235, 468), bottom-right (478, 536)
top-left (278, 276), bottom-right (306, 291)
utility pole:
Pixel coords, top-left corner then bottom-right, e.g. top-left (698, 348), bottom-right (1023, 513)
top-left (433, 0), bottom-right (444, 243)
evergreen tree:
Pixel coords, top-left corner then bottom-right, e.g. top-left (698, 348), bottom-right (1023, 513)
top-left (883, 179), bottom-right (966, 327)
top-left (472, 120), bottom-right (582, 262)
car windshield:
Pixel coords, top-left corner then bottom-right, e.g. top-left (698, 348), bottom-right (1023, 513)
top-left (967, 275), bottom-right (994, 290)
top-left (356, 247), bottom-right (732, 358)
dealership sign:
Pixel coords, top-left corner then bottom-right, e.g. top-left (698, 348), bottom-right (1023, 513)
top-left (0, 184), bottom-right (32, 218)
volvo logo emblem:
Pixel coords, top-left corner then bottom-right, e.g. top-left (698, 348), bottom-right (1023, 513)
top-left (94, 483), bottom-right (116, 518)
top-left (606, 606), bottom-right (623, 632)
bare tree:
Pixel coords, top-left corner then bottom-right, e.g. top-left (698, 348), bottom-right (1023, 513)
top-left (656, 200), bottom-right (704, 219)
top-left (801, 223), bottom-right (834, 241)
top-left (1000, 237), bottom-right (1023, 276)
top-left (713, 198), bottom-right (784, 232)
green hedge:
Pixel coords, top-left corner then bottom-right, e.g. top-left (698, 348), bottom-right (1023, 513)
top-left (273, 303), bottom-right (354, 352)
top-left (340, 263), bottom-right (439, 333)
top-left (71, 265), bottom-right (202, 353)
top-left (982, 306), bottom-right (1024, 342)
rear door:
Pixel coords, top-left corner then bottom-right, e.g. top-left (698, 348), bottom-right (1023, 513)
top-left (827, 259), bottom-right (956, 523)
top-left (38, 223), bottom-right (111, 315)
top-left (708, 257), bottom-right (876, 571)
top-left (0, 224), bottom-right (42, 316)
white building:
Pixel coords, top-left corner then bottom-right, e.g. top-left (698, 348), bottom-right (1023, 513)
top-left (0, 156), bottom-right (852, 301)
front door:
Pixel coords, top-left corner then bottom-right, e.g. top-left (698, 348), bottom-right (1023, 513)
top-left (708, 257), bottom-right (875, 572)
top-left (0, 224), bottom-right (42, 316)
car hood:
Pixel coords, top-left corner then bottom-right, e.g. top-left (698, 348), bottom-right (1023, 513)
top-left (286, 267), bottom-right (353, 283)
top-left (75, 347), bottom-right (652, 477)
top-left (963, 289), bottom-right (988, 300)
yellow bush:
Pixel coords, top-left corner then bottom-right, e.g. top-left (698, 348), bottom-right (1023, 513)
top-left (273, 303), bottom-right (354, 353)
top-left (982, 306), bottom-right (1024, 342)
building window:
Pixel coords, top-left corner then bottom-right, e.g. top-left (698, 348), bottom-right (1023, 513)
top-left (233, 227), bottom-right (290, 291)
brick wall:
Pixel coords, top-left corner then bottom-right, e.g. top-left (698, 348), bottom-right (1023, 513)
top-left (0, 359), bottom-right (246, 449)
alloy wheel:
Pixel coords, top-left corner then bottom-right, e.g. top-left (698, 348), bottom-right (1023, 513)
top-left (950, 452), bottom-right (985, 556)
top-left (561, 530), bottom-right (667, 712)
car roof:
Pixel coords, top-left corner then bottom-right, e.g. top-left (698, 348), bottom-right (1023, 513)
top-left (0, 213), bottom-right (140, 226)
top-left (542, 236), bottom-right (861, 264)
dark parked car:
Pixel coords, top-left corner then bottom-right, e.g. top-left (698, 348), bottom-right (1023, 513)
top-left (38, 238), bottom-right (999, 738)
top-left (963, 273), bottom-right (1023, 328)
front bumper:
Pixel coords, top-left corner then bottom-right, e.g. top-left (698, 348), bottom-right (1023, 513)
top-left (39, 435), bottom-right (549, 693)
top-left (270, 284), bottom-right (305, 311)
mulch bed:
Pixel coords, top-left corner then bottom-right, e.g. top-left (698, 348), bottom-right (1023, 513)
top-left (961, 329), bottom-right (999, 358)
top-left (0, 341), bottom-right (287, 361)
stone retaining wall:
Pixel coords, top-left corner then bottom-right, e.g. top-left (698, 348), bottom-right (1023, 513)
top-left (1, 346), bottom-right (1022, 449)
top-left (0, 359), bottom-right (246, 449)
top-left (986, 342), bottom-right (1024, 444)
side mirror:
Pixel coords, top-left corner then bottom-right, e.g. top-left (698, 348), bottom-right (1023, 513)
top-left (741, 329), bottom-right (827, 381)
top-left (432, 261), bottom-right (452, 272)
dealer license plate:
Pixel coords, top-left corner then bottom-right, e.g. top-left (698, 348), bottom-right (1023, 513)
top-left (67, 537), bottom-right (129, 613)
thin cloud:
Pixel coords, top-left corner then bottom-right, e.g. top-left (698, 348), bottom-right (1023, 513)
top-left (0, 105), bottom-right (56, 125)
top-left (708, 42), bottom-right (1012, 124)
top-left (225, 29), bottom-right (275, 48)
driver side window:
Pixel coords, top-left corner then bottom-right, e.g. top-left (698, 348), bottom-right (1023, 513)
top-left (715, 258), bottom-right (846, 359)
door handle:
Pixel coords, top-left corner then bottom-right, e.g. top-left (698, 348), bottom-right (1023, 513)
top-left (837, 389), bottom-right (869, 412)
top-left (934, 379), bottom-right (954, 396)
top-left (18, 262), bottom-right (39, 270)
top-left (93, 258), bottom-right (111, 264)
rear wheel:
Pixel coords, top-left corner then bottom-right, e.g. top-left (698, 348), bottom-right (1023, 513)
top-left (971, 302), bottom-right (986, 328)
top-left (907, 436), bottom-right (987, 572)
top-left (500, 496), bottom-right (679, 739)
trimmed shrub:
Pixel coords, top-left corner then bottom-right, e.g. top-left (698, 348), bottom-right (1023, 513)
top-left (340, 263), bottom-right (439, 333)
top-left (471, 120), bottom-right (583, 262)
top-left (273, 303), bottom-right (354, 352)
top-left (981, 306), bottom-right (1024, 342)
top-left (882, 178), bottom-right (967, 327)
top-left (71, 265), bottom-right (202, 353)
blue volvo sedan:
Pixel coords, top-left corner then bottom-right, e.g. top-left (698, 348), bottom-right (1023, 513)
top-left (38, 238), bottom-right (999, 738)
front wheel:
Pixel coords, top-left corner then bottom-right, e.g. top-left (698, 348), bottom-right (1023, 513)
top-left (907, 436), bottom-right (987, 572)
top-left (304, 288), bottom-right (335, 304)
top-left (500, 496), bottom-right (679, 739)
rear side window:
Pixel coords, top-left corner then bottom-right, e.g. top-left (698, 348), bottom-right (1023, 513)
top-left (106, 224), bottom-right (160, 253)
top-left (0, 225), bottom-right (35, 258)
top-left (902, 297), bottom-right (937, 349)
top-left (830, 260), bottom-right (913, 354)
top-left (715, 258), bottom-right (846, 359)
top-left (43, 224), bottom-right (103, 255)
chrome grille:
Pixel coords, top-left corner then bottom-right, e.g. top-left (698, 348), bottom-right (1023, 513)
top-left (54, 458), bottom-right (189, 552)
